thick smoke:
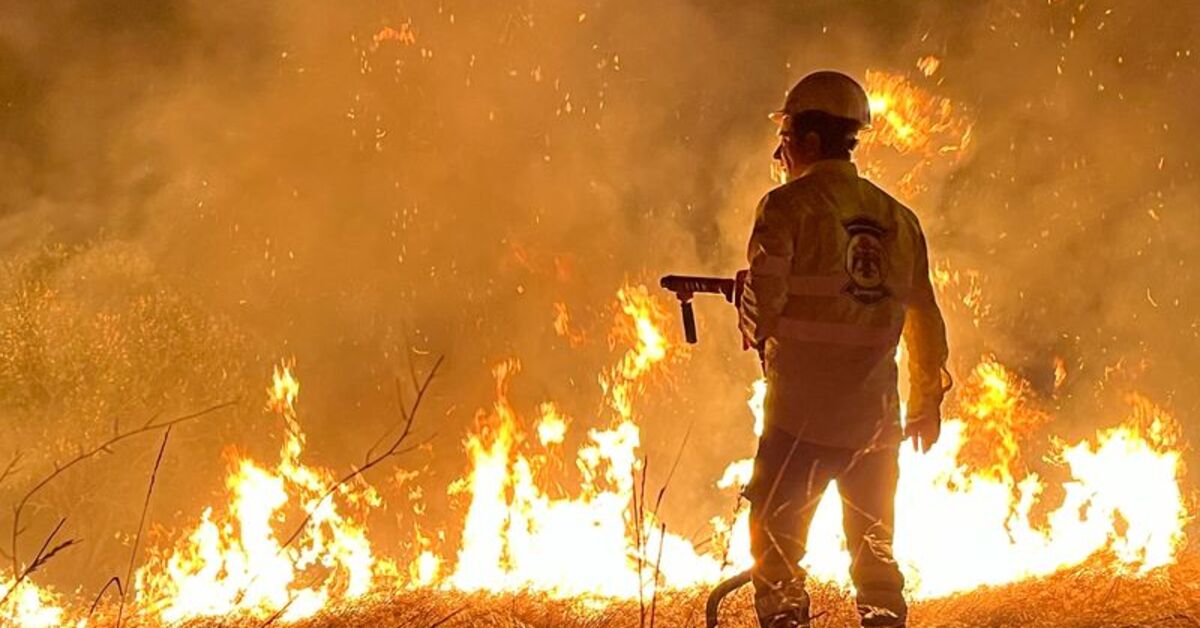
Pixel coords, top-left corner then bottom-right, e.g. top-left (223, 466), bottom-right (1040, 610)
top-left (1, 0), bottom-right (1197, 596)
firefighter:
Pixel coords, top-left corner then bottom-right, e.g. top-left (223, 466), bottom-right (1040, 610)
top-left (738, 71), bottom-right (950, 628)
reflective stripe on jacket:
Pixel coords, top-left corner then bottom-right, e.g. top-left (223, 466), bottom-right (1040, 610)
top-left (738, 160), bottom-right (949, 449)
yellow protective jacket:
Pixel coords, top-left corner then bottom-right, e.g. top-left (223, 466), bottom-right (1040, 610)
top-left (738, 160), bottom-right (949, 450)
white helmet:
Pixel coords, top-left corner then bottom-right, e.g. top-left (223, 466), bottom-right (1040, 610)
top-left (770, 70), bottom-right (871, 128)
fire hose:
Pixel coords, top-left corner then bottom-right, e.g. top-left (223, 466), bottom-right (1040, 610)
top-left (705, 569), bottom-right (752, 628)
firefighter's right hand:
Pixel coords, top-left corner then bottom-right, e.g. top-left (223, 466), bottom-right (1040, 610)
top-left (904, 414), bottom-right (941, 453)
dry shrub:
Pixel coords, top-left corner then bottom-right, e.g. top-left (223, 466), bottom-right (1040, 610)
top-left (0, 242), bottom-right (252, 582)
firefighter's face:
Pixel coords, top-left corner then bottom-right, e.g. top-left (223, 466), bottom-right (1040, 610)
top-left (773, 115), bottom-right (819, 183)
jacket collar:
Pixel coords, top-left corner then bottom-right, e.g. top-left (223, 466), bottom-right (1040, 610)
top-left (798, 159), bottom-right (858, 179)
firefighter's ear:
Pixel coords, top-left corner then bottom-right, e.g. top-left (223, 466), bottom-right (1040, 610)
top-left (800, 131), bottom-right (823, 160)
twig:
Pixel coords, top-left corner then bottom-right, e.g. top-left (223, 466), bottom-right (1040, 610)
top-left (0, 452), bottom-right (22, 488)
top-left (229, 356), bottom-right (443, 610)
top-left (28, 525), bottom-right (77, 577)
top-left (278, 356), bottom-right (442, 552)
top-left (88, 577), bottom-right (124, 619)
top-left (428, 603), bottom-right (469, 627)
top-left (0, 517), bottom-right (78, 608)
top-left (635, 425), bottom-right (691, 628)
top-left (648, 521), bottom-right (667, 628)
top-left (0, 453), bottom-right (19, 566)
top-left (117, 426), bottom-right (173, 627)
top-left (366, 344), bottom-right (437, 465)
top-left (635, 456), bottom-right (648, 628)
top-left (363, 377), bottom-right (409, 463)
top-left (651, 422), bottom-right (692, 517)
top-left (259, 595), bottom-right (296, 627)
top-left (9, 399), bottom-right (237, 573)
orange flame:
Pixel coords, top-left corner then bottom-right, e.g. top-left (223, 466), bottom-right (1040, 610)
top-left (859, 69), bottom-right (973, 199)
top-left (955, 357), bottom-right (1050, 483)
top-left (134, 361), bottom-right (384, 623)
top-left (722, 362), bottom-right (1188, 599)
top-left (0, 578), bottom-right (67, 628)
top-left (445, 286), bottom-right (728, 601)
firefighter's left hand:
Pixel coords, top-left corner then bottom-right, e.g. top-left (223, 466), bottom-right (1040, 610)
top-left (904, 415), bottom-right (940, 453)
top-left (742, 333), bottom-right (766, 370)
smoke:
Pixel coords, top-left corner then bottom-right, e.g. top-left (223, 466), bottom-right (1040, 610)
top-left (1, 0), bottom-right (1197, 595)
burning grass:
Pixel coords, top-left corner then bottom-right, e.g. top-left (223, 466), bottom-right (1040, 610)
top-left (173, 550), bottom-right (1200, 627)
top-left (3, 282), bottom-right (1193, 627)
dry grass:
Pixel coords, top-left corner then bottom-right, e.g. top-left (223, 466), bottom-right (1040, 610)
top-left (174, 551), bottom-right (1200, 628)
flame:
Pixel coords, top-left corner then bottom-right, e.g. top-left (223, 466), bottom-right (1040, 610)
top-left (266, 361), bottom-right (300, 417)
top-left (448, 358), bottom-right (652, 598)
top-left (133, 361), bottom-right (383, 623)
top-left (916, 55), bottom-right (941, 77)
top-left (13, 288), bottom-right (1191, 625)
top-left (859, 69), bottom-right (973, 199)
top-left (409, 549), bottom-right (441, 588)
top-left (714, 380), bottom-right (766, 494)
top-left (721, 361), bottom-right (1188, 600)
top-left (896, 390), bottom-right (1185, 597)
top-left (0, 578), bottom-right (67, 628)
top-left (432, 281), bottom-right (1188, 606)
top-left (536, 402), bottom-right (569, 446)
top-left (446, 286), bottom-right (726, 600)
top-left (954, 357), bottom-right (1050, 482)
top-left (372, 22), bottom-right (416, 47)
top-left (931, 261), bottom-right (991, 327)
top-left (864, 69), bottom-right (971, 155)
top-left (553, 302), bottom-right (587, 348)
top-left (1054, 356), bottom-right (1069, 390)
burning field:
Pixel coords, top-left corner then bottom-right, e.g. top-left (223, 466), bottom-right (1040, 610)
top-left (3, 284), bottom-right (1193, 627)
top-left (2, 1), bottom-right (1200, 627)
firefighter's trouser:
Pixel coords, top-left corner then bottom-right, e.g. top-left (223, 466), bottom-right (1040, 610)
top-left (747, 426), bottom-right (906, 622)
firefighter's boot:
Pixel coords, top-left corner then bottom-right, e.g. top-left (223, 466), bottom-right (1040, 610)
top-left (754, 580), bottom-right (811, 628)
top-left (857, 603), bottom-right (906, 627)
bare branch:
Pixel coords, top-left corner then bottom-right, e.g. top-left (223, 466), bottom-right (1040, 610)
top-left (9, 399), bottom-right (238, 574)
top-left (24, 518), bottom-right (66, 578)
top-left (652, 422), bottom-right (693, 517)
top-left (406, 345), bottom-right (423, 404)
top-left (117, 426), bottom-right (173, 628)
top-left (29, 539), bottom-right (78, 576)
top-left (635, 456), bottom-right (648, 628)
top-left (0, 517), bottom-right (78, 608)
top-left (0, 452), bottom-right (22, 488)
top-left (88, 576), bottom-right (124, 620)
top-left (229, 356), bottom-right (443, 610)
top-left (258, 596), bottom-right (295, 627)
top-left (279, 356), bottom-right (442, 552)
top-left (648, 521), bottom-right (668, 628)
top-left (364, 375), bottom-right (410, 464)
top-left (428, 604), bottom-right (469, 628)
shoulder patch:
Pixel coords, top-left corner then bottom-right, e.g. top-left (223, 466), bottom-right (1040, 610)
top-left (842, 217), bottom-right (891, 304)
